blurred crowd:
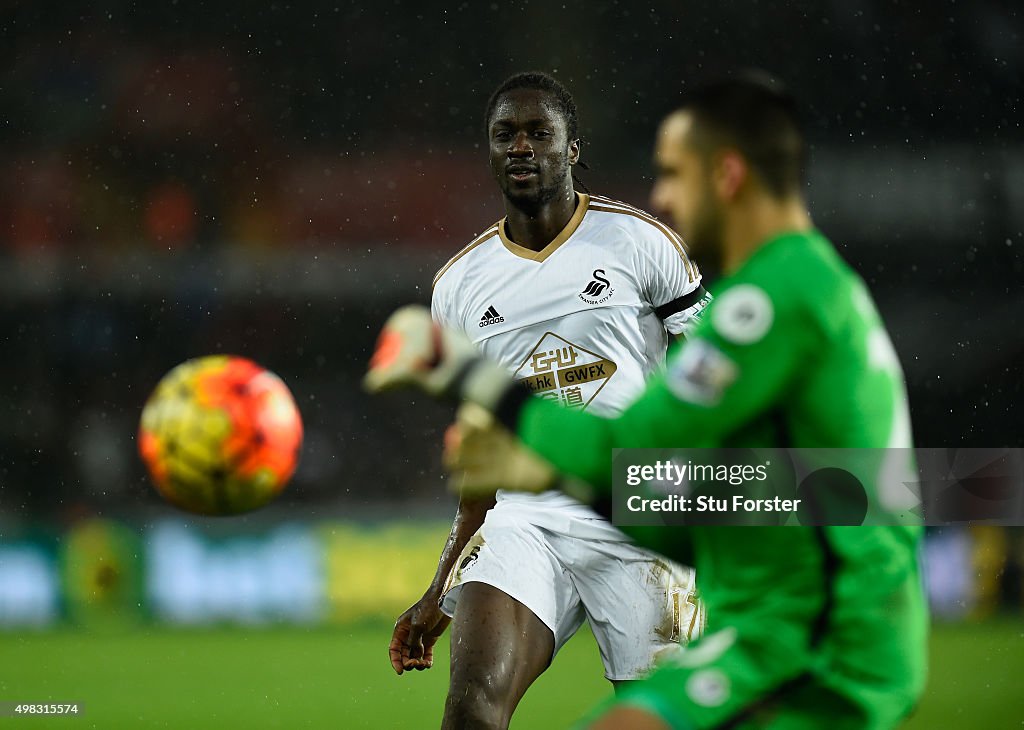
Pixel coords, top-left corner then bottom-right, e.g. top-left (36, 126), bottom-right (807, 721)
top-left (1, 39), bottom-right (496, 251)
top-left (2, 1), bottom-right (1020, 251)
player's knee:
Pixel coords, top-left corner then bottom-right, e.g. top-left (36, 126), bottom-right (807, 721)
top-left (444, 673), bottom-right (511, 729)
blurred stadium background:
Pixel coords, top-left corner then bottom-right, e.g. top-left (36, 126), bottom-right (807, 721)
top-left (1, 1), bottom-right (1021, 727)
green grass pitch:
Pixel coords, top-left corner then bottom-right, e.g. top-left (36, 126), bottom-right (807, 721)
top-left (2, 620), bottom-right (1021, 728)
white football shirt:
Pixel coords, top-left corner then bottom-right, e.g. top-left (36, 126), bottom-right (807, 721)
top-left (432, 193), bottom-right (709, 539)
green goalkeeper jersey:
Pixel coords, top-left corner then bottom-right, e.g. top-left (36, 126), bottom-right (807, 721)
top-left (509, 229), bottom-right (928, 728)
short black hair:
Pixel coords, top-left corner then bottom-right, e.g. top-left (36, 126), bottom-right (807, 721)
top-left (679, 71), bottom-right (805, 198)
top-left (484, 72), bottom-right (579, 140)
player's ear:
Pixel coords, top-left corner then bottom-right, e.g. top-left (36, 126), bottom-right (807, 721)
top-left (568, 138), bottom-right (581, 166)
top-left (713, 149), bottom-right (747, 201)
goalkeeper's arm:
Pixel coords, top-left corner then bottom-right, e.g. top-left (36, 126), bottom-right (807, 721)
top-left (364, 302), bottom-right (810, 501)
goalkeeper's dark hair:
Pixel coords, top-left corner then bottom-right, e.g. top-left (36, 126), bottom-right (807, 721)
top-left (484, 71), bottom-right (590, 192)
top-left (679, 71), bottom-right (806, 199)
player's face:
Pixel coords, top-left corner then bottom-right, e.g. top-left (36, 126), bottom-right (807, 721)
top-left (488, 89), bottom-right (579, 210)
top-left (651, 112), bottom-right (724, 263)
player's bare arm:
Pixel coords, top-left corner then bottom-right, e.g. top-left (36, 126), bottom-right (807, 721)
top-left (389, 494), bottom-right (495, 674)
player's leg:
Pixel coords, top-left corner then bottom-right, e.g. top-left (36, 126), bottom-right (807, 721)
top-left (442, 582), bottom-right (555, 730)
top-left (439, 514), bottom-right (586, 730)
top-left (586, 707), bottom-right (670, 730)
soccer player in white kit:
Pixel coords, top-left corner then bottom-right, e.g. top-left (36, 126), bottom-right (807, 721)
top-left (388, 72), bottom-right (709, 730)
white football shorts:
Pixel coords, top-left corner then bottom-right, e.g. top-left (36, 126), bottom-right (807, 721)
top-left (439, 501), bottom-right (704, 680)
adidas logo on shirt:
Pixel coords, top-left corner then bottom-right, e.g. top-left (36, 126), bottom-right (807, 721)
top-left (479, 305), bottom-right (504, 327)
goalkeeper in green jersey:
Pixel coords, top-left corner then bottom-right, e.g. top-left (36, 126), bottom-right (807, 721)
top-left (366, 73), bottom-right (928, 729)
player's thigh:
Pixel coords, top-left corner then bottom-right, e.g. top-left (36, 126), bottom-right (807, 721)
top-left (567, 537), bottom-right (701, 680)
top-left (440, 518), bottom-right (587, 657)
top-left (448, 581), bottom-right (555, 699)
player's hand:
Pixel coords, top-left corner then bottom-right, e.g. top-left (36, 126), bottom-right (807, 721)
top-left (389, 591), bottom-right (452, 675)
top-left (443, 403), bottom-right (558, 497)
top-left (364, 305), bottom-right (475, 396)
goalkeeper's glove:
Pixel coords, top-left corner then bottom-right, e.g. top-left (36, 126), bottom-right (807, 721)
top-left (443, 403), bottom-right (557, 497)
top-left (366, 307), bottom-right (595, 503)
top-left (363, 305), bottom-right (515, 412)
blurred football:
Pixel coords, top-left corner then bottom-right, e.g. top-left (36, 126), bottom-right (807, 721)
top-left (138, 355), bottom-right (303, 515)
